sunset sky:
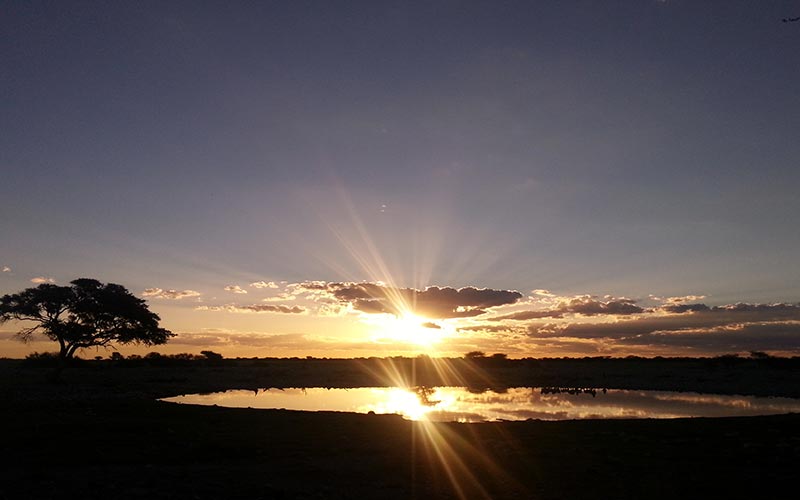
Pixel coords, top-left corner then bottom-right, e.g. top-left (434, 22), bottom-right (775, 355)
top-left (2, 1), bottom-right (799, 359)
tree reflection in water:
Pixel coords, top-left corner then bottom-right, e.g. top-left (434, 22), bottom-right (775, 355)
top-left (413, 386), bottom-right (441, 406)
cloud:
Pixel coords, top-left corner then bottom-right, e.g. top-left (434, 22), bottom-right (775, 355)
top-left (293, 282), bottom-right (523, 319)
top-left (661, 303), bottom-right (710, 313)
top-left (30, 277), bottom-right (55, 284)
top-left (250, 281), bottom-right (279, 289)
top-left (422, 322), bottom-right (442, 329)
top-left (142, 288), bottom-right (201, 300)
top-left (261, 293), bottom-right (296, 302)
top-left (664, 295), bottom-right (707, 304)
top-left (172, 332), bottom-right (318, 348)
top-left (171, 331), bottom-right (405, 353)
top-left (527, 303), bottom-right (800, 343)
top-left (617, 322), bottom-right (800, 353)
top-left (666, 302), bottom-right (800, 321)
top-left (2, 266), bottom-right (10, 273)
top-left (224, 285), bottom-right (248, 294)
top-left (494, 296), bottom-right (645, 321)
top-left (196, 304), bottom-right (306, 314)
top-left (492, 310), bottom-right (568, 320)
top-left (457, 324), bottom-right (527, 334)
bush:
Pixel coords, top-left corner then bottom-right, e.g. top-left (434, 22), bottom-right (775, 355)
top-left (200, 350), bottom-right (224, 361)
top-left (23, 351), bottom-right (84, 367)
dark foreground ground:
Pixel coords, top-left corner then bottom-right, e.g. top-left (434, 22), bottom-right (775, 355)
top-left (1, 357), bottom-right (798, 499)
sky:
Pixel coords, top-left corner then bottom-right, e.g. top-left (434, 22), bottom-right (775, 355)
top-left (2, 0), bottom-right (800, 359)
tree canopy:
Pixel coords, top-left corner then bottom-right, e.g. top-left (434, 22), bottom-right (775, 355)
top-left (0, 278), bottom-right (174, 360)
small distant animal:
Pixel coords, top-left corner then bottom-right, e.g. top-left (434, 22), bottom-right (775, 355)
top-left (782, 16), bottom-right (800, 23)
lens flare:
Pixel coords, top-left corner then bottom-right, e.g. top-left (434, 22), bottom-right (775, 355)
top-left (365, 311), bottom-right (452, 346)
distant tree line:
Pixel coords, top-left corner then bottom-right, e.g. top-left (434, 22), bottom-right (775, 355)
top-left (24, 350), bottom-right (225, 366)
top-left (19, 349), bottom-right (798, 370)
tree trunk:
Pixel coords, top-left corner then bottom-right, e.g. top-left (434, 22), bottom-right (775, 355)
top-left (65, 344), bottom-right (79, 359)
top-left (48, 342), bottom-right (72, 383)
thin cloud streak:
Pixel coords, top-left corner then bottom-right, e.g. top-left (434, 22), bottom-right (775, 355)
top-left (142, 288), bottom-right (201, 300)
top-left (196, 304), bottom-right (306, 314)
top-left (250, 281), bottom-right (279, 289)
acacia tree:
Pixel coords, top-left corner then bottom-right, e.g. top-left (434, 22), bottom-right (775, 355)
top-left (0, 278), bottom-right (174, 361)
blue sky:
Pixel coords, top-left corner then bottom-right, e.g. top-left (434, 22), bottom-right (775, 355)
top-left (2, 1), bottom-right (799, 358)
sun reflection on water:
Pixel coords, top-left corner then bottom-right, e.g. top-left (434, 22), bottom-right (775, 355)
top-left (360, 387), bottom-right (432, 420)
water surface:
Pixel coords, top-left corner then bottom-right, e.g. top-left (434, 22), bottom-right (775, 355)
top-left (162, 387), bottom-right (800, 422)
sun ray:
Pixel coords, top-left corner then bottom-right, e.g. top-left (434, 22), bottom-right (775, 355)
top-left (365, 311), bottom-right (451, 347)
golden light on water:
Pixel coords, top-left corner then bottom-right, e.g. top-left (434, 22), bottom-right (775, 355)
top-left (361, 387), bottom-right (446, 420)
top-left (164, 385), bottom-right (800, 421)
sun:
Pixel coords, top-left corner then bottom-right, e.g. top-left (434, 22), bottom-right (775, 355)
top-left (367, 311), bottom-right (449, 346)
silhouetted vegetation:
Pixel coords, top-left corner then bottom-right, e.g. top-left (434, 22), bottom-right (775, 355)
top-left (23, 351), bottom-right (75, 367)
top-left (0, 278), bottom-right (173, 362)
top-left (464, 350), bottom-right (486, 359)
top-left (413, 386), bottom-right (441, 406)
top-left (541, 386), bottom-right (605, 397)
top-left (200, 350), bottom-right (224, 362)
top-left (9, 352), bottom-right (798, 398)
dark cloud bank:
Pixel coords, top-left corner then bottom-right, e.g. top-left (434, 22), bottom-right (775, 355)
top-left (298, 282), bottom-right (522, 318)
top-left (526, 303), bottom-right (800, 353)
top-left (494, 297), bottom-right (645, 320)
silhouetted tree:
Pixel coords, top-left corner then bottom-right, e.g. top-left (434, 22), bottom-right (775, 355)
top-left (0, 278), bottom-right (173, 362)
top-left (201, 350), bottom-right (223, 361)
top-left (465, 351), bottom-right (486, 359)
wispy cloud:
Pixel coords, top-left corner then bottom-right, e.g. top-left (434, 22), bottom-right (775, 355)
top-left (224, 285), bottom-right (248, 294)
top-left (196, 304), bottom-right (306, 314)
top-left (171, 331), bottom-right (399, 354)
top-left (142, 288), bottom-right (201, 300)
top-left (657, 295), bottom-right (707, 304)
top-left (250, 281), bottom-right (279, 289)
top-left (30, 276), bottom-right (55, 284)
top-left (458, 324), bottom-right (525, 334)
top-left (261, 293), bottom-right (296, 302)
